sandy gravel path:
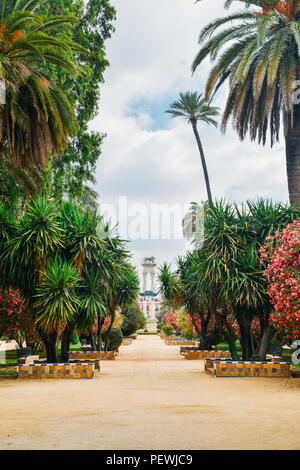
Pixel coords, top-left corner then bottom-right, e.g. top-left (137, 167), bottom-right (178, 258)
top-left (0, 335), bottom-right (300, 450)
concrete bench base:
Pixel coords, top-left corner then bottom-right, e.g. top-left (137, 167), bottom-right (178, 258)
top-left (17, 363), bottom-right (95, 379)
top-left (185, 350), bottom-right (232, 360)
top-left (211, 361), bottom-right (292, 378)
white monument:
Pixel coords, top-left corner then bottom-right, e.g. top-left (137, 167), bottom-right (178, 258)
top-left (141, 257), bottom-right (158, 333)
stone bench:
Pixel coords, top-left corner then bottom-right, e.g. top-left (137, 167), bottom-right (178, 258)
top-left (180, 346), bottom-right (201, 356)
top-left (17, 355), bottom-right (39, 365)
top-left (266, 354), bottom-right (283, 363)
top-left (211, 361), bottom-right (292, 378)
top-left (68, 351), bottom-right (116, 361)
top-left (17, 363), bottom-right (95, 379)
top-left (165, 339), bottom-right (194, 346)
top-left (35, 358), bottom-right (101, 371)
top-left (185, 350), bottom-right (232, 360)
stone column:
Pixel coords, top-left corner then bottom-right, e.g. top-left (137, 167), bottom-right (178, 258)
top-left (151, 299), bottom-right (155, 320)
top-left (143, 297), bottom-right (148, 319)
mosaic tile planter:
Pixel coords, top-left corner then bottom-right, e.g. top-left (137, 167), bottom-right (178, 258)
top-left (164, 339), bottom-right (194, 346)
top-left (68, 351), bottom-right (100, 360)
top-left (212, 361), bottom-right (292, 378)
top-left (35, 358), bottom-right (101, 371)
top-left (68, 351), bottom-right (116, 361)
top-left (185, 350), bottom-right (232, 360)
top-left (17, 363), bottom-right (95, 379)
top-left (180, 346), bottom-right (201, 356)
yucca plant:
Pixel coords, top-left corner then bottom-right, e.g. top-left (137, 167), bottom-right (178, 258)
top-left (193, 0), bottom-right (300, 207)
top-left (34, 258), bottom-right (80, 362)
top-left (166, 92), bottom-right (219, 203)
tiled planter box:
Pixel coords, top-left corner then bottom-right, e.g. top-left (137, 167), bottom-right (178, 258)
top-left (34, 358), bottom-right (101, 371)
top-left (185, 350), bottom-right (232, 360)
top-left (212, 361), bottom-right (292, 378)
top-left (165, 339), bottom-right (194, 346)
top-left (180, 346), bottom-right (201, 356)
top-left (68, 351), bottom-right (116, 361)
top-left (121, 340), bottom-right (132, 346)
top-left (68, 351), bottom-right (100, 360)
top-left (17, 363), bottom-right (95, 379)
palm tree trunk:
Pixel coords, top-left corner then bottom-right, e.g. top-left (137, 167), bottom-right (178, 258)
top-left (191, 120), bottom-right (213, 204)
top-left (285, 106), bottom-right (300, 207)
top-left (105, 309), bottom-right (115, 352)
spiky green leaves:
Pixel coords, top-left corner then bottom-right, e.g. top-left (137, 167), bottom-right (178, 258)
top-left (34, 258), bottom-right (80, 332)
top-left (166, 91), bottom-right (219, 126)
top-left (193, 2), bottom-right (300, 146)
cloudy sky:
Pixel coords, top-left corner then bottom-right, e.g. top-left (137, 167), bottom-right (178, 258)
top-left (90, 0), bottom-right (289, 287)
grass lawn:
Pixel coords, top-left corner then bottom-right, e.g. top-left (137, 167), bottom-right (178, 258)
top-left (0, 341), bottom-right (83, 368)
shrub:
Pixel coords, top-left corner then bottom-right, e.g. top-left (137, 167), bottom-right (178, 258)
top-left (260, 221), bottom-right (300, 342)
top-left (102, 327), bottom-right (123, 351)
top-left (121, 302), bottom-right (146, 336)
top-left (162, 324), bottom-right (174, 336)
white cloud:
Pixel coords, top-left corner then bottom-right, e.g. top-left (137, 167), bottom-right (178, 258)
top-left (90, 0), bottom-right (290, 279)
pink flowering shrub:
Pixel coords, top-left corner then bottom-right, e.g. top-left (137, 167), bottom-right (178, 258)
top-left (260, 221), bottom-right (300, 341)
top-left (0, 287), bottom-right (41, 350)
top-left (162, 310), bottom-right (181, 332)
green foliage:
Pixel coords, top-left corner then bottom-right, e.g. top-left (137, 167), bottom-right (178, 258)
top-left (121, 301), bottom-right (146, 337)
top-left (162, 324), bottom-right (175, 336)
top-left (38, 0), bottom-right (116, 201)
top-left (159, 198), bottom-right (299, 359)
top-left (102, 327), bottom-right (123, 351)
top-left (34, 258), bottom-right (80, 332)
top-left (0, 1), bottom-right (81, 169)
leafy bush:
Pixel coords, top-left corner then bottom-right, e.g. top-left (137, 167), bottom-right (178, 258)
top-left (70, 333), bottom-right (79, 345)
top-left (121, 301), bottom-right (146, 336)
top-left (162, 324), bottom-right (174, 336)
top-left (102, 327), bottom-right (123, 351)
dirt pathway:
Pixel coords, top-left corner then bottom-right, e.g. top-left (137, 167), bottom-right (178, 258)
top-left (0, 335), bottom-right (300, 450)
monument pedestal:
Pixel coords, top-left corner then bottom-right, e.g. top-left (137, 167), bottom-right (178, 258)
top-left (146, 319), bottom-right (158, 333)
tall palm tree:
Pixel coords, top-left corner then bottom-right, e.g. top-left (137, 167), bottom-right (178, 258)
top-left (193, 0), bottom-right (300, 207)
top-left (166, 91), bottom-right (219, 204)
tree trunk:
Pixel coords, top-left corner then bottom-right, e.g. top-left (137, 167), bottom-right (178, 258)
top-left (61, 323), bottom-right (74, 363)
top-left (89, 333), bottom-right (97, 351)
top-left (191, 121), bottom-right (213, 204)
top-left (215, 311), bottom-right (240, 361)
top-left (256, 325), bottom-right (276, 361)
top-left (237, 314), bottom-right (254, 361)
top-left (105, 309), bottom-right (115, 352)
top-left (48, 332), bottom-right (58, 363)
top-left (285, 106), bottom-right (300, 207)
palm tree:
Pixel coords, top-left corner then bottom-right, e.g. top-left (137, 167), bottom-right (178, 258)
top-left (0, 2), bottom-right (81, 168)
top-left (166, 92), bottom-right (219, 203)
top-left (193, 0), bottom-right (300, 207)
